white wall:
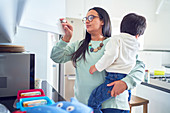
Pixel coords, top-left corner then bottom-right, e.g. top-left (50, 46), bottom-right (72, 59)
top-left (144, 1), bottom-right (170, 50)
top-left (13, 27), bottom-right (48, 80)
top-left (66, 0), bottom-right (170, 50)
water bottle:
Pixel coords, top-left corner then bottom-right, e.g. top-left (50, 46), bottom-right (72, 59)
top-left (144, 70), bottom-right (150, 83)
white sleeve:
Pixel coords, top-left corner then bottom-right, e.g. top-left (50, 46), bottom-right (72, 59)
top-left (95, 37), bottom-right (120, 72)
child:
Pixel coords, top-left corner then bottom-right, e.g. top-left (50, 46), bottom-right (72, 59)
top-left (88, 13), bottom-right (146, 113)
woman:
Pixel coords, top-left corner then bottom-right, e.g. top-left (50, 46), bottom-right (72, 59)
top-left (51, 7), bottom-right (145, 113)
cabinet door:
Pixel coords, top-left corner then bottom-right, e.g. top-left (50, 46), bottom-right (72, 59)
top-left (19, 0), bottom-right (65, 35)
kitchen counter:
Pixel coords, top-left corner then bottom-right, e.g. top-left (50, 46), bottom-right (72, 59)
top-left (136, 78), bottom-right (170, 113)
top-left (0, 81), bottom-right (65, 112)
top-left (141, 77), bottom-right (170, 94)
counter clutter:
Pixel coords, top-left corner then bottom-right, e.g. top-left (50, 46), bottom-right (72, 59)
top-left (0, 81), bottom-right (93, 113)
top-left (14, 89), bottom-right (55, 112)
top-left (13, 98), bottom-right (93, 113)
top-left (150, 75), bottom-right (170, 83)
top-left (0, 81), bottom-right (65, 112)
top-left (144, 67), bottom-right (170, 84)
top-left (13, 89), bottom-right (93, 113)
top-left (142, 68), bottom-right (170, 93)
top-left (150, 78), bottom-right (170, 90)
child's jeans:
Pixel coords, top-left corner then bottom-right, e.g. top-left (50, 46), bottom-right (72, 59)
top-left (88, 72), bottom-right (129, 113)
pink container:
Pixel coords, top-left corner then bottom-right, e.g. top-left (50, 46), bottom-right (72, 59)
top-left (17, 89), bottom-right (45, 101)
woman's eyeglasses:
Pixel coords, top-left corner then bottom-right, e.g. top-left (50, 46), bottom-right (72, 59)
top-left (82, 15), bottom-right (99, 24)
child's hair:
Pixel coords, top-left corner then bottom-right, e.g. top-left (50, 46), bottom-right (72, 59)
top-left (120, 13), bottom-right (146, 36)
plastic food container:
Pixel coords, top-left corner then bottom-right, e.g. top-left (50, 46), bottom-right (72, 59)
top-left (17, 89), bottom-right (45, 101)
top-left (16, 96), bottom-right (54, 111)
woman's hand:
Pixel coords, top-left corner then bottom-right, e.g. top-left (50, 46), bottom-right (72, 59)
top-left (89, 65), bottom-right (97, 74)
top-left (60, 18), bottom-right (73, 42)
top-left (107, 80), bottom-right (127, 97)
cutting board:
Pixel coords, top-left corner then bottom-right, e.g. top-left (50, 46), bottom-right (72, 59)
top-left (0, 45), bottom-right (25, 53)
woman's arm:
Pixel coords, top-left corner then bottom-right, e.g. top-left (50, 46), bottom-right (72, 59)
top-left (50, 39), bottom-right (79, 63)
top-left (51, 18), bottom-right (78, 63)
top-left (121, 56), bottom-right (145, 90)
top-left (107, 55), bottom-right (145, 97)
top-left (122, 60), bottom-right (145, 90)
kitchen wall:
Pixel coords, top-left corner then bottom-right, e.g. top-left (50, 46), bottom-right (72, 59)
top-left (66, 0), bottom-right (170, 50)
top-left (144, 0), bottom-right (170, 50)
top-left (13, 27), bottom-right (48, 80)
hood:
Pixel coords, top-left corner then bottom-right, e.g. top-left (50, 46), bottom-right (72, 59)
top-left (119, 33), bottom-right (140, 50)
top-left (0, 0), bottom-right (19, 43)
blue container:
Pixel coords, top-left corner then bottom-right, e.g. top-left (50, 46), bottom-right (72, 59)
top-left (16, 96), bottom-right (55, 111)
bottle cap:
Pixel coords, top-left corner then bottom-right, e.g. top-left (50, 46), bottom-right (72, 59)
top-left (60, 19), bottom-right (66, 23)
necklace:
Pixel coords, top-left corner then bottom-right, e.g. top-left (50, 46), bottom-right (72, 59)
top-left (89, 40), bottom-right (104, 52)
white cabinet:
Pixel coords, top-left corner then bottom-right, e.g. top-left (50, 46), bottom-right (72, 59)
top-left (19, 0), bottom-right (65, 35)
top-left (135, 84), bottom-right (170, 113)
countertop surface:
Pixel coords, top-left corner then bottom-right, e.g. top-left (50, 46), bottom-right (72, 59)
top-left (142, 77), bottom-right (170, 94)
top-left (0, 81), bottom-right (65, 112)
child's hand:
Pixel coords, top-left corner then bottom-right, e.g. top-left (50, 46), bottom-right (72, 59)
top-left (89, 65), bottom-right (97, 74)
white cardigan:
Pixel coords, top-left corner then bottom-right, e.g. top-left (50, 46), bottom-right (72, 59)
top-left (95, 33), bottom-right (140, 74)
